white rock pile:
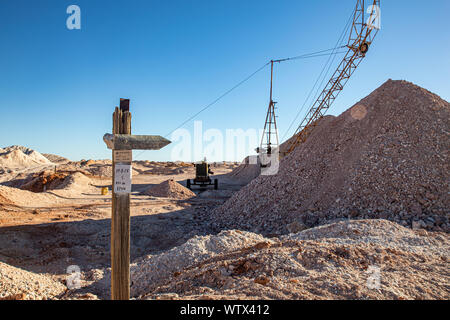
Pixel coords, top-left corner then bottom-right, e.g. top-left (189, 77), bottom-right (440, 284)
top-left (212, 80), bottom-right (450, 234)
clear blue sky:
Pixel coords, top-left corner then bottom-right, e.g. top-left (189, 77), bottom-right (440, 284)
top-left (1, 0), bottom-right (449, 161)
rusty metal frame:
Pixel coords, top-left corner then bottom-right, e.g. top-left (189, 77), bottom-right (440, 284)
top-left (259, 60), bottom-right (280, 156)
top-left (284, 0), bottom-right (380, 156)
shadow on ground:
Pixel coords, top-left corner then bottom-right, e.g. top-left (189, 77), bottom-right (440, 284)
top-left (0, 205), bottom-right (217, 276)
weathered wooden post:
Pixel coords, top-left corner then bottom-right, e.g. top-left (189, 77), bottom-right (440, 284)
top-left (110, 99), bottom-right (131, 300)
top-left (104, 99), bottom-right (171, 300)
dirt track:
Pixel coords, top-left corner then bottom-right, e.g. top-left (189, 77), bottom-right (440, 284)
top-left (0, 160), bottom-right (243, 299)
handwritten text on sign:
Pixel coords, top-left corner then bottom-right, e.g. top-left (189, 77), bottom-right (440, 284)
top-left (114, 150), bottom-right (132, 162)
top-left (114, 164), bottom-right (132, 194)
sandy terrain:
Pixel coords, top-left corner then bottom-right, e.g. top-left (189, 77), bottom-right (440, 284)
top-left (0, 157), bottom-right (243, 299)
top-left (0, 80), bottom-right (448, 300)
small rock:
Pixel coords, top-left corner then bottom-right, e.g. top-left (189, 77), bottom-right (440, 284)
top-left (419, 220), bottom-right (427, 228)
top-left (0, 293), bottom-right (26, 300)
top-left (412, 221), bottom-right (421, 230)
top-left (425, 192), bottom-right (437, 200)
top-left (349, 207), bottom-right (360, 218)
top-left (254, 276), bottom-right (270, 286)
top-left (410, 203), bottom-right (422, 215)
top-left (286, 221), bottom-right (308, 234)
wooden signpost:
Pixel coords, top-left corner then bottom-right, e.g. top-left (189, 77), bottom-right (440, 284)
top-left (103, 99), bottom-right (171, 300)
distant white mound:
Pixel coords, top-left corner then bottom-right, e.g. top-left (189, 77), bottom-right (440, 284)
top-left (144, 179), bottom-right (196, 200)
top-left (42, 153), bottom-right (69, 164)
top-left (0, 146), bottom-right (52, 169)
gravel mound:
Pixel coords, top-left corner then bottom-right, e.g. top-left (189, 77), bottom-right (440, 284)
top-left (133, 220), bottom-right (449, 300)
top-left (130, 230), bottom-right (272, 297)
top-left (0, 261), bottom-right (66, 300)
top-left (55, 172), bottom-right (91, 189)
top-left (144, 179), bottom-right (195, 200)
top-left (82, 162), bottom-right (113, 177)
top-left (42, 153), bottom-right (69, 164)
top-left (20, 171), bottom-right (93, 193)
top-left (278, 116), bottom-right (336, 155)
top-left (285, 219), bottom-right (449, 257)
top-left (0, 185), bottom-right (63, 206)
top-left (212, 80), bottom-right (450, 234)
top-left (227, 156), bottom-right (261, 184)
top-left (0, 146), bottom-right (52, 169)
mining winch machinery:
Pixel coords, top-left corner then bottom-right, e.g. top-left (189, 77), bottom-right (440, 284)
top-left (186, 161), bottom-right (219, 190)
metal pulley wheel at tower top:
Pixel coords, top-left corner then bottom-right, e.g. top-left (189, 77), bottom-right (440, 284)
top-left (283, 0), bottom-right (381, 156)
top-left (359, 42), bottom-right (369, 54)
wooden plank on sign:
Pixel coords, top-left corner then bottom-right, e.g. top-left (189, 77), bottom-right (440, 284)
top-left (103, 134), bottom-right (171, 150)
